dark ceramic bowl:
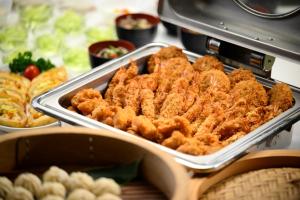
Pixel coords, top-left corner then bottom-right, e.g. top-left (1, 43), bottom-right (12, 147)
top-left (161, 20), bottom-right (178, 36)
top-left (88, 40), bottom-right (136, 68)
top-left (179, 28), bottom-right (208, 54)
top-left (115, 13), bottom-right (160, 47)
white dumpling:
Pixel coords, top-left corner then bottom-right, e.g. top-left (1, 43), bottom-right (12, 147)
top-left (67, 172), bottom-right (94, 191)
top-left (0, 177), bottom-right (13, 198)
top-left (14, 173), bottom-right (41, 197)
top-left (92, 178), bottom-right (121, 196)
top-left (40, 195), bottom-right (64, 200)
top-left (38, 182), bottom-right (66, 199)
top-left (96, 193), bottom-right (122, 200)
top-left (43, 166), bottom-right (69, 188)
top-left (6, 186), bottom-right (34, 200)
top-left (67, 188), bottom-right (96, 200)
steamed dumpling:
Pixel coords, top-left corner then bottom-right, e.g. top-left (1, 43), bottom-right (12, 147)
top-left (96, 193), bottom-right (122, 200)
top-left (67, 188), bottom-right (96, 200)
top-left (14, 173), bottom-right (41, 197)
top-left (92, 178), bottom-right (121, 196)
top-left (43, 166), bottom-right (69, 188)
top-left (0, 177), bottom-right (13, 198)
top-left (67, 172), bottom-right (94, 191)
top-left (38, 182), bottom-right (66, 199)
top-left (6, 186), bottom-right (34, 200)
top-left (40, 195), bottom-right (64, 200)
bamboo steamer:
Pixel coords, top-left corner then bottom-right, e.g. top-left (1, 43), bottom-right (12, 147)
top-left (0, 127), bottom-right (189, 200)
top-left (189, 150), bottom-right (300, 200)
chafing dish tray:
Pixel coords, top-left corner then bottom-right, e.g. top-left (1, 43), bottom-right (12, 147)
top-left (32, 43), bottom-right (300, 172)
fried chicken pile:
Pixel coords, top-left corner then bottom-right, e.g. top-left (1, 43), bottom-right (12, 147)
top-left (69, 46), bottom-right (294, 156)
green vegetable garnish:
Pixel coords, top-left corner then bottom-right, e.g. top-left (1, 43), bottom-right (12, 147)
top-left (0, 24), bottom-right (28, 51)
top-left (20, 4), bottom-right (53, 28)
top-left (36, 33), bottom-right (62, 54)
top-left (55, 10), bottom-right (84, 33)
top-left (86, 26), bottom-right (117, 44)
top-left (9, 51), bottom-right (55, 73)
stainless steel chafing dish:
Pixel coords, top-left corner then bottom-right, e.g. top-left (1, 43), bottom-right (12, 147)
top-left (32, 42), bottom-right (300, 172)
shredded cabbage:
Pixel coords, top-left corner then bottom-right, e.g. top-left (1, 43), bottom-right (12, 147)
top-left (0, 25), bottom-right (28, 51)
top-left (85, 26), bottom-right (117, 44)
top-left (36, 33), bottom-right (62, 54)
top-left (20, 4), bottom-right (53, 28)
top-left (63, 48), bottom-right (90, 72)
top-left (55, 10), bottom-right (84, 33)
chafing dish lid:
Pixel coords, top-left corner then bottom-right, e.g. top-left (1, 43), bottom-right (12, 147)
top-left (158, 0), bottom-right (300, 62)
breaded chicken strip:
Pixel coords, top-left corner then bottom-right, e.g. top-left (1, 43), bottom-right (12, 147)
top-left (231, 80), bottom-right (268, 108)
top-left (105, 62), bottom-right (138, 104)
top-left (192, 55), bottom-right (224, 73)
top-left (198, 69), bottom-right (230, 93)
top-left (147, 46), bottom-right (188, 73)
top-left (140, 89), bottom-right (156, 119)
top-left (269, 83), bottom-right (293, 111)
top-left (123, 79), bottom-right (140, 113)
top-left (228, 68), bottom-right (256, 88)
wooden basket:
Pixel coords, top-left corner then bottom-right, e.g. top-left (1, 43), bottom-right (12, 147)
top-left (189, 150), bottom-right (300, 200)
top-left (0, 127), bottom-right (189, 200)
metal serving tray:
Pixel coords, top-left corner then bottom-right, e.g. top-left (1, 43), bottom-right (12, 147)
top-left (32, 43), bottom-right (300, 172)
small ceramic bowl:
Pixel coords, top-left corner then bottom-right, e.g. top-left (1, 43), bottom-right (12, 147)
top-left (179, 28), bottom-right (208, 54)
top-left (88, 40), bottom-right (136, 68)
top-left (115, 13), bottom-right (160, 47)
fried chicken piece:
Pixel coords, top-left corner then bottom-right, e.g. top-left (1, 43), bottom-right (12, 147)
top-left (159, 78), bottom-right (189, 118)
top-left (112, 84), bottom-right (126, 107)
top-left (183, 90), bottom-right (197, 113)
top-left (194, 114), bottom-right (223, 137)
top-left (198, 69), bottom-right (230, 93)
top-left (177, 138), bottom-right (206, 155)
top-left (269, 83), bottom-right (293, 112)
top-left (105, 62), bottom-right (138, 104)
top-left (131, 115), bottom-right (162, 141)
top-left (124, 79), bottom-right (140, 113)
top-left (154, 78), bottom-right (172, 113)
top-left (161, 131), bottom-right (186, 149)
top-left (222, 131), bottom-right (246, 146)
top-left (140, 89), bottom-right (155, 119)
top-left (228, 68), bottom-right (256, 88)
top-left (192, 55), bottom-right (224, 73)
top-left (245, 105), bottom-right (280, 131)
top-left (153, 117), bottom-right (178, 138)
top-left (71, 88), bottom-right (102, 108)
top-left (92, 105), bottom-right (120, 124)
top-left (139, 73), bottom-right (159, 91)
top-left (160, 93), bottom-right (185, 118)
top-left (183, 97), bottom-right (202, 122)
top-left (147, 46), bottom-right (188, 73)
top-left (213, 118), bottom-right (250, 141)
top-left (231, 80), bottom-right (268, 108)
top-left (174, 116), bottom-right (193, 137)
top-left (153, 116), bottom-right (192, 138)
top-left (77, 99), bottom-right (107, 116)
top-left (161, 57), bottom-right (193, 80)
top-left (113, 106), bottom-right (136, 130)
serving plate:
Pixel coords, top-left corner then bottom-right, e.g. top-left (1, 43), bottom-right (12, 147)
top-left (32, 43), bottom-right (300, 171)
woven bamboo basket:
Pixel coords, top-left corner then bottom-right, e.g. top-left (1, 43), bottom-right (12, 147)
top-left (189, 150), bottom-right (300, 200)
top-left (0, 127), bottom-right (189, 200)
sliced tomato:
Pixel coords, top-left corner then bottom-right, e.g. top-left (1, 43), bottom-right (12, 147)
top-left (23, 64), bottom-right (40, 80)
